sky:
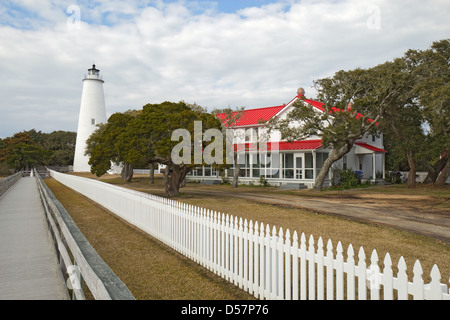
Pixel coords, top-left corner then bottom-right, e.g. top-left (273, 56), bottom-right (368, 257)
top-left (0, 0), bottom-right (449, 138)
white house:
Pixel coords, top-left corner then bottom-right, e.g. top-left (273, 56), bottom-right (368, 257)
top-left (187, 89), bottom-right (387, 188)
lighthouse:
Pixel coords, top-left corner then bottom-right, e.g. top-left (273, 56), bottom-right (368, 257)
top-left (73, 64), bottom-right (107, 172)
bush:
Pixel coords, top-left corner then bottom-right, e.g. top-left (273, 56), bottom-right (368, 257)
top-left (259, 175), bottom-right (269, 187)
top-left (334, 168), bottom-right (362, 189)
top-left (386, 171), bottom-right (402, 184)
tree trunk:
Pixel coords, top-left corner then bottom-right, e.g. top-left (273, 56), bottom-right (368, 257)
top-left (406, 150), bottom-right (416, 188)
top-left (232, 164), bottom-right (240, 188)
top-left (164, 165), bottom-right (169, 185)
top-left (314, 143), bottom-right (352, 191)
top-left (232, 152), bottom-right (240, 188)
top-left (149, 162), bottom-right (155, 184)
top-left (164, 164), bottom-right (188, 197)
top-left (422, 156), bottom-right (447, 184)
top-left (435, 157), bottom-right (450, 186)
top-left (121, 162), bottom-right (133, 182)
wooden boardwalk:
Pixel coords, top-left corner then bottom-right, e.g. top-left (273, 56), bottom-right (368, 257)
top-left (0, 177), bottom-right (68, 300)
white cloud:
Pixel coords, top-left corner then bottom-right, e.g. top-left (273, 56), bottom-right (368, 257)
top-left (0, 0), bottom-right (449, 138)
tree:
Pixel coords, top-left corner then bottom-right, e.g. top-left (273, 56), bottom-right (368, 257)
top-left (381, 39), bottom-right (449, 187)
top-left (1, 131), bottom-right (47, 171)
top-left (137, 101), bottom-right (223, 197)
top-left (87, 101), bottom-right (223, 197)
top-left (86, 111), bottom-right (142, 182)
top-left (41, 131), bottom-right (76, 166)
top-left (212, 107), bottom-right (245, 188)
top-left (411, 39), bottom-right (450, 185)
top-left (271, 63), bottom-right (402, 190)
top-left (378, 57), bottom-right (425, 188)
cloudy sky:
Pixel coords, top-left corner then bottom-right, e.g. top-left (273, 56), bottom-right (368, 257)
top-left (0, 0), bottom-right (448, 138)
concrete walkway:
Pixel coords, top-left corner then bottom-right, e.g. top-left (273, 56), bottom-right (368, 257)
top-left (0, 177), bottom-right (68, 300)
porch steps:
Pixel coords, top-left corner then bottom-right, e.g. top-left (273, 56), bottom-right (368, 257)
top-left (280, 183), bottom-right (308, 190)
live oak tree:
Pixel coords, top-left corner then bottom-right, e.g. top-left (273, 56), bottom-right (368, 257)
top-left (271, 64), bottom-right (401, 191)
top-left (212, 106), bottom-right (246, 188)
top-left (138, 101), bottom-right (222, 197)
top-left (86, 111), bottom-right (144, 182)
top-left (87, 101), bottom-right (222, 197)
top-left (0, 130), bottom-right (48, 172)
top-left (381, 39), bottom-right (449, 187)
top-left (41, 131), bottom-right (76, 167)
top-left (377, 57), bottom-right (424, 188)
top-left (412, 39), bottom-right (450, 185)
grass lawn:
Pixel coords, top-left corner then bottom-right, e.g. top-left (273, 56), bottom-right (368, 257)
top-left (47, 173), bottom-right (450, 298)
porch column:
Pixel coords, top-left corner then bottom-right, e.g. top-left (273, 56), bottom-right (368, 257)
top-left (382, 153), bottom-right (385, 180)
top-left (280, 153), bottom-right (283, 179)
top-left (312, 150), bottom-right (317, 181)
top-left (372, 153), bottom-right (376, 181)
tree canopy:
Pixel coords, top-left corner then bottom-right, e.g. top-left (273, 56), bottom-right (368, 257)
top-left (0, 130), bottom-right (76, 173)
top-left (86, 101), bottom-right (223, 196)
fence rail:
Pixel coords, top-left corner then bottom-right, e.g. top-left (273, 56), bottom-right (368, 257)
top-left (48, 170), bottom-right (449, 300)
top-left (0, 172), bottom-right (22, 197)
top-left (36, 170), bottom-right (135, 300)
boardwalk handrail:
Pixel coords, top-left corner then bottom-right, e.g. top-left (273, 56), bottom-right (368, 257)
top-left (35, 170), bottom-right (135, 300)
top-left (0, 172), bottom-right (22, 197)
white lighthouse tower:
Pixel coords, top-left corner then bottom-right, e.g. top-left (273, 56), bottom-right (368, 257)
top-left (73, 64), bottom-right (107, 172)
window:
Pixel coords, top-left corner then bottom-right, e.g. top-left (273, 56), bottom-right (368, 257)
top-left (252, 153), bottom-right (260, 178)
top-left (91, 118), bottom-right (96, 125)
top-left (235, 153), bottom-right (251, 177)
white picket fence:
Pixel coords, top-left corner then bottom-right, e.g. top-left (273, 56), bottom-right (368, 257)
top-left (49, 170), bottom-right (450, 300)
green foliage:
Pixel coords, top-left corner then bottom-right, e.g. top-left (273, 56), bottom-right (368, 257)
top-left (86, 101), bottom-right (223, 195)
top-left (380, 39), bottom-right (449, 185)
top-left (41, 131), bottom-right (76, 166)
top-left (331, 168), bottom-right (369, 190)
top-left (259, 175), bottom-right (269, 187)
top-left (0, 130), bottom-right (76, 171)
top-left (1, 131), bottom-right (47, 171)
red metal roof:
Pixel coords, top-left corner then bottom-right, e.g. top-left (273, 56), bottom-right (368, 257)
top-left (216, 105), bottom-right (285, 127)
top-left (355, 142), bottom-right (387, 153)
top-left (276, 140), bottom-right (323, 151)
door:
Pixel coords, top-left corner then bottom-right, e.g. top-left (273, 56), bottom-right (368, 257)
top-left (295, 154), bottom-right (303, 179)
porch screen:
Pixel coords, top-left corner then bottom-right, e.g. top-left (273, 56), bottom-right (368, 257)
top-left (283, 154), bottom-right (294, 179)
top-left (305, 153), bottom-right (314, 179)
